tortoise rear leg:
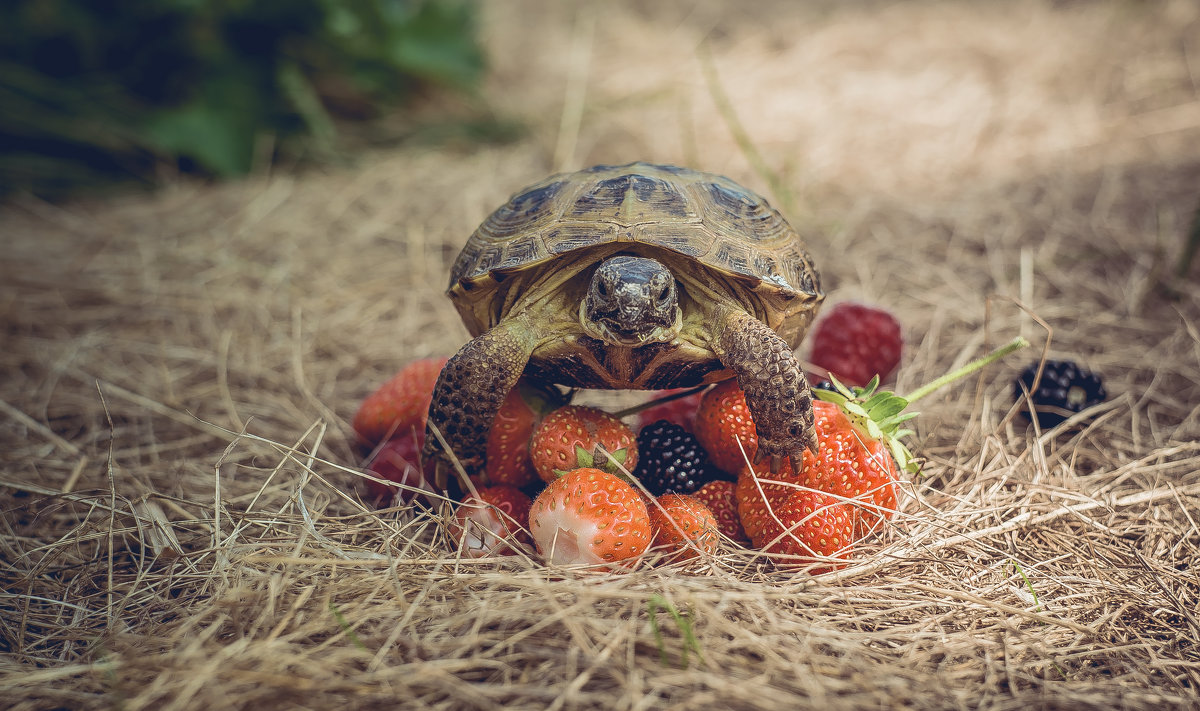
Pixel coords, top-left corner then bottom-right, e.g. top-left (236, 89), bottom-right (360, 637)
top-left (713, 308), bottom-right (818, 472)
top-left (422, 318), bottom-right (539, 490)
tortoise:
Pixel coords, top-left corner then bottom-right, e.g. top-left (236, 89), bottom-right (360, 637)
top-left (422, 162), bottom-right (824, 485)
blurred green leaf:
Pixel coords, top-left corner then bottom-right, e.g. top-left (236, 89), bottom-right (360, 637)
top-left (384, 0), bottom-right (485, 89)
top-left (148, 104), bottom-right (255, 177)
top-left (0, 0), bottom-right (491, 196)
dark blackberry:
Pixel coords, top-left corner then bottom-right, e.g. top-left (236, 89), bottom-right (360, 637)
top-left (633, 420), bottom-right (716, 496)
top-left (1014, 359), bottom-right (1107, 427)
top-left (813, 380), bottom-right (837, 392)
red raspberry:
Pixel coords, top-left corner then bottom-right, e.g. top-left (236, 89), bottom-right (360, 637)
top-left (809, 302), bottom-right (902, 386)
top-left (635, 388), bottom-right (704, 432)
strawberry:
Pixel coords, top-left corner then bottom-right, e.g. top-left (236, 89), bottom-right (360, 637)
top-left (449, 485), bottom-right (533, 558)
top-left (793, 398), bottom-right (900, 537)
top-left (480, 380), bottom-right (566, 488)
top-left (527, 467), bottom-right (651, 568)
top-left (732, 393), bottom-right (901, 544)
top-left (692, 479), bottom-right (748, 543)
top-left (808, 302), bottom-right (903, 387)
top-left (693, 379), bottom-right (757, 476)
top-left (364, 431), bottom-right (434, 504)
top-left (529, 405), bottom-right (638, 482)
top-left (762, 489), bottom-right (857, 574)
top-left (647, 494), bottom-right (720, 563)
top-left (635, 388), bottom-right (704, 432)
top-left (353, 357), bottom-right (448, 446)
top-left (734, 462), bottom-right (801, 547)
top-left (802, 335), bottom-right (1031, 533)
top-left (740, 337), bottom-right (1031, 566)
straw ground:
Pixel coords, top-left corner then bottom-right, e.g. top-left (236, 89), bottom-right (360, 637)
top-left (3, 1), bottom-right (1199, 709)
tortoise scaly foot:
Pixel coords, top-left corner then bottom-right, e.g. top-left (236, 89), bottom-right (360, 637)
top-left (716, 310), bottom-right (817, 472)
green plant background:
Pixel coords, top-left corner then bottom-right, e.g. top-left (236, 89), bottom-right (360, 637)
top-left (0, 0), bottom-right (489, 196)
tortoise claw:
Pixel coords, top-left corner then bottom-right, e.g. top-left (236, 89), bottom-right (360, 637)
top-left (751, 445), bottom-right (789, 474)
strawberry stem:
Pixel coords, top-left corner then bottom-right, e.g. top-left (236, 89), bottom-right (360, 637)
top-left (902, 336), bottom-right (1029, 403)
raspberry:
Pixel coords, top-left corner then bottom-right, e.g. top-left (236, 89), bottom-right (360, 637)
top-left (809, 302), bottom-right (903, 386)
top-left (1014, 359), bottom-right (1106, 427)
top-left (635, 388), bottom-right (703, 432)
top-left (634, 420), bottom-right (718, 496)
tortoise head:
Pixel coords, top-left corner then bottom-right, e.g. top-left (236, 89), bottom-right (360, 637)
top-left (580, 255), bottom-right (682, 346)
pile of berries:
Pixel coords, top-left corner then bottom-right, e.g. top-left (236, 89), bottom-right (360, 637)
top-left (356, 375), bottom-right (901, 572)
top-left (350, 304), bottom-right (916, 574)
top-left (349, 306), bottom-right (1070, 574)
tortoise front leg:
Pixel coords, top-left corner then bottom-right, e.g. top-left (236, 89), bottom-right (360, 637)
top-left (713, 308), bottom-right (818, 472)
top-left (422, 318), bottom-right (537, 490)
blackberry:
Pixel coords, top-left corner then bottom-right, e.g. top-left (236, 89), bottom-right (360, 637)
top-left (1014, 359), bottom-right (1107, 427)
top-left (634, 420), bottom-right (717, 496)
top-left (813, 380), bottom-right (838, 392)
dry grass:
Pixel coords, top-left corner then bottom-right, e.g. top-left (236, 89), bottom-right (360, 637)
top-left (3, 1), bottom-right (1200, 709)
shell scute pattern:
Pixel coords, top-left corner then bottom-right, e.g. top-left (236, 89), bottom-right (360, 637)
top-left (632, 223), bottom-right (709, 257)
top-left (566, 174), bottom-right (693, 222)
top-left (752, 253), bottom-right (789, 289)
top-left (700, 180), bottom-right (793, 242)
top-left (712, 240), bottom-right (755, 277)
top-left (481, 180), bottom-right (567, 240)
top-left (494, 233), bottom-right (545, 272)
top-left (545, 224), bottom-right (618, 255)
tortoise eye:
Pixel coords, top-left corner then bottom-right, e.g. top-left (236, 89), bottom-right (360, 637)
top-left (596, 280), bottom-right (610, 298)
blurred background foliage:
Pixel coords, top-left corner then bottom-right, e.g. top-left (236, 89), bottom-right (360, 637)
top-left (0, 0), bottom-right (508, 197)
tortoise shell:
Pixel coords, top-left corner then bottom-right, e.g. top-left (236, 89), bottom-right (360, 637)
top-left (449, 162), bottom-right (822, 356)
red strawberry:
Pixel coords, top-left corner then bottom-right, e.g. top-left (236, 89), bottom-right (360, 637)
top-left (734, 462), bottom-right (801, 547)
top-left (647, 494), bottom-right (720, 562)
top-left (635, 388), bottom-right (704, 432)
top-left (735, 398), bottom-right (899, 545)
top-left (364, 432), bottom-right (434, 504)
top-left (481, 380), bottom-right (565, 488)
top-left (353, 357), bottom-right (448, 446)
top-left (449, 485), bottom-right (533, 558)
top-left (693, 379), bottom-right (757, 475)
top-left (793, 399), bottom-right (899, 537)
top-left (692, 480), bottom-right (749, 543)
top-left (528, 468), bottom-right (651, 568)
top-left (795, 339), bottom-right (1031, 544)
top-left (809, 302), bottom-right (903, 387)
top-left (762, 489), bottom-right (857, 574)
top-left (740, 338), bottom-right (1031, 566)
top-left (529, 405), bottom-right (638, 482)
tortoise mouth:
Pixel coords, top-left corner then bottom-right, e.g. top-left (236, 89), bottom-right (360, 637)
top-left (579, 303), bottom-right (682, 346)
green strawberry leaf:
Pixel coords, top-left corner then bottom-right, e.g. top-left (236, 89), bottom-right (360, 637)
top-left (867, 395), bottom-right (909, 421)
top-left (816, 337), bottom-right (1029, 480)
top-left (575, 444), bottom-right (595, 469)
top-left (821, 374), bottom-right (856, 399)
top-left (591, 445), bottom-right (630, 474)
top-left (879, 412), bottom-right (919, 429)
top-left (843, 401), bottom-right (870, 418)
top-left (814, 388), bottom-right (850, 407)
top-left (861, 391), bottom-right (892, 412)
